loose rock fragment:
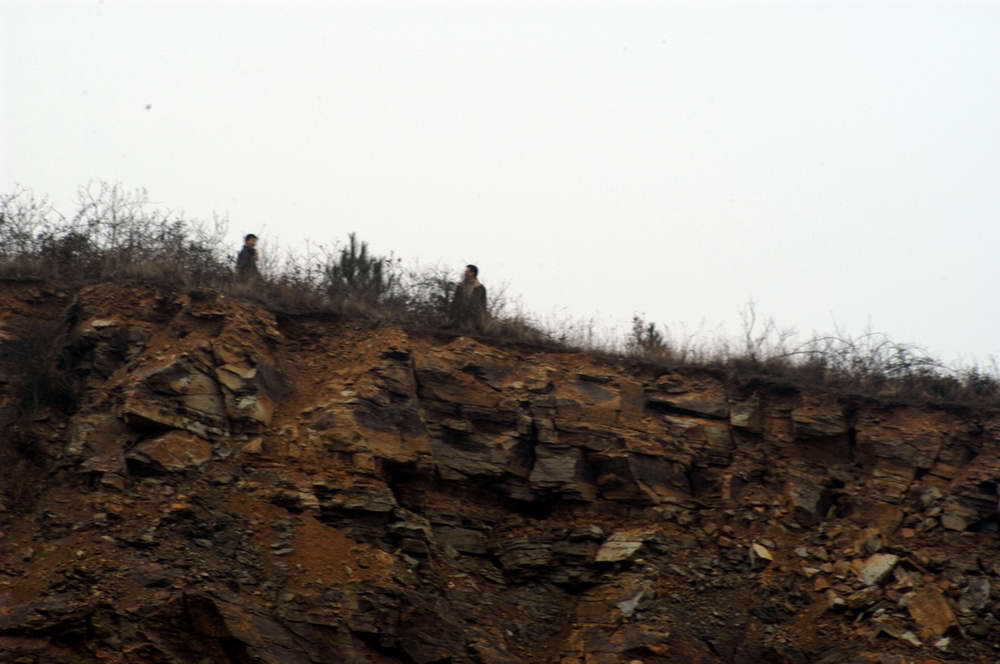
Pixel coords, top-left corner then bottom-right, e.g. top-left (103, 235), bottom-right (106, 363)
top-left (596, 539), bottom-right (643, 563)
top-left (906, 586), bottom-right (956, 639)
top-left (856, 553), bottom-right (899, 586)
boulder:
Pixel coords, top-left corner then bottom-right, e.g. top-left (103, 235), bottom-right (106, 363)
top-left (123, 359), bottom-right (228, 438)
top-left (595, 529), bottom-right (660, 563)
top-left (230, 393), bottom-right (274, 428)
top-left (958, 578), bottom-right (991, 613)
top-left (906, 586), bottom-right (955, 639)
top-left (855, 553), bottom-right (899, 586)
top-left (529, 445), bottom-right (596, 501)
top-left (313, 477), bottom-right (398, 514)
top-left (335, 486), bottom-right (398, 516)
top-left (431, 431), bottom-right (522, 482)
top-left (845, 586), bottom-right (882, 610)
top-left (940, 501), bottom-right (978, 532)
top-left (595, 540), bottom-right (643, 563)
top-left (215, 363), bottom-right (257, 392)
top-left (123, 398), bottom-right (227, 439)
top-left (786, 477), bottom-right (828, 525)
top-left (125, 432), bottom-right (212, 473)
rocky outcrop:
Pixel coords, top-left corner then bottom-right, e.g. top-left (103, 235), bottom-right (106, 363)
top-left (0, 281), bottom-right (999, 663)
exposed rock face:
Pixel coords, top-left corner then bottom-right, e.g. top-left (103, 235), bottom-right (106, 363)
top-left (0, 282), bottom-right (999, 663)
top-left (126, 431), bottom-right (213, 473)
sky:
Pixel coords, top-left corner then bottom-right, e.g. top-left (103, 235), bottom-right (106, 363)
top-left (3, 0), bottom-right (999, 361)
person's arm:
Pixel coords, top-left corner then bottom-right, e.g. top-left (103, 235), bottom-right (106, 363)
top-left (476, 285), bottom-right (487, 315)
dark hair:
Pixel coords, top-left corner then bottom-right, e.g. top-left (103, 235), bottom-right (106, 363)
top-left (466, 264), bottom-right (479, 277)
top-left (244, 234), bottom-right (258, 242)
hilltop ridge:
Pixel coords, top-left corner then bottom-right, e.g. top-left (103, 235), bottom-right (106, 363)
top-left (0, 280), bottom-right (998, 663)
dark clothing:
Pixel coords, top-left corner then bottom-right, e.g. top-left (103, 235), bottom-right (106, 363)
top-left (236, 246), bottom-right (259, 280)
top-left (450, 280), bottom-right (488, 332)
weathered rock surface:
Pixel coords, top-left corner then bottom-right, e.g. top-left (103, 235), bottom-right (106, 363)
top-left (855, 553), bottom-right (899, 586)
top-left (906, 586), bottom-right (956, 639)
top-left (0, 282), bottom-right (999, 663)
top-left (126, 431), bottom-right (213, 473)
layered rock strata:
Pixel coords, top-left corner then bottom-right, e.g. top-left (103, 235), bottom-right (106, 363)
top-left (0, 282), bottom-right (998, 663)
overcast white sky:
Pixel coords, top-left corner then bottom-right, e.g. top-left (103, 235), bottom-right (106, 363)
top-left (3, 0), bottom-right (999, 360)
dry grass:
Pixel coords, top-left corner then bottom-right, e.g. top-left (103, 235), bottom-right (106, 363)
top-left (619, 307), bottom-right (1000, 409)
top-left (4, 181), bottom-right (999, 411)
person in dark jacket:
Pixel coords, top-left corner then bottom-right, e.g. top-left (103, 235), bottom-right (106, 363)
top-left (236, 234), bottom-right (260, 281)
top-left (450, 264), bottom-right (487, 333)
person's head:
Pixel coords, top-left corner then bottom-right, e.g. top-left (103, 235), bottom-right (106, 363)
top-left (244, 233), bottom-right (258, 249)
top-left (464, 264), bottom-right (479, 281)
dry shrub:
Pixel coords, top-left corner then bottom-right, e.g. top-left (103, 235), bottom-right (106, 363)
top-left (486, 314), bottom-right (551, 346)
top-left (1, 182), bottom-right (231, 286)
top-left (4, 182), bottom-right (999, 410)
top-left (626, 304), bottom-right (1000, 408)
top-left (0, 314), bottom-right (77, 512)
top-left (4, 318), bottom-right (76, 416)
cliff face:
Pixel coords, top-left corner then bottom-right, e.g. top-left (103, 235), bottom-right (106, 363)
top-left (0, 282), bottom-right (998, 664)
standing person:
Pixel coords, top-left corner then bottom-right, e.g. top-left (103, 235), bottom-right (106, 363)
top-left (450, 264), bottom-right (488, 333)
top-left (236, 234), bottom-right (260, 281)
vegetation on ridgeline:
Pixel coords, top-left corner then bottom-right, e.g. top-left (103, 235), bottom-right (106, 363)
top-left (2, 182), bottom-right (998, 408)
